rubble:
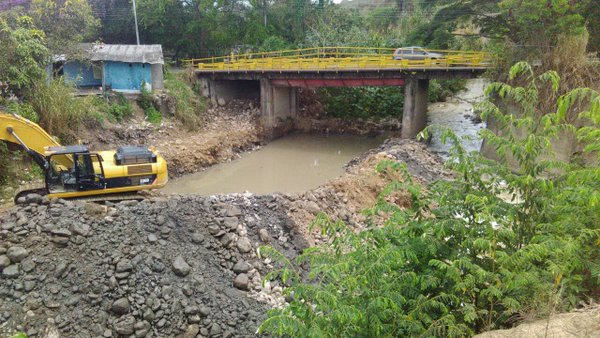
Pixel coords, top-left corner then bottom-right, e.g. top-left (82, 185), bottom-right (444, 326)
top-left (0, 194), bottom-right (308, 337)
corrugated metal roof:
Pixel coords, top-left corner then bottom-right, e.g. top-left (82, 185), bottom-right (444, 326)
top-left (83, 44), bottom-right (164, 64)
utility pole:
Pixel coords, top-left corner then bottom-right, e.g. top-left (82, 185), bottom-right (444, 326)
top-left (132, 0), bottom-right (140, 45)
top-left (263, 0), bottom-right (267, 27)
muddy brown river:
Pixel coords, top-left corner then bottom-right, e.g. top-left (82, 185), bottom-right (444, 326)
top-left (163, 133), bottom-right (384, 195)
top-left (165, 79), bottom-right (486, 195)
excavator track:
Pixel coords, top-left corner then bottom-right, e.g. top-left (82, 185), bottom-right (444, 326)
top-left (15, 185), bottom-right (147, 205)
top-left (73, 192), bottom-right (147, 204)
top-left (14, 183), bottom-right (46, 203)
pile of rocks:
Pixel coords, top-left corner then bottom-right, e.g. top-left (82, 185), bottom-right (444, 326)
top-left (0, 194), bottom-right (307, 337)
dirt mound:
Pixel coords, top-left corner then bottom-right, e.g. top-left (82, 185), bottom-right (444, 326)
top-left (0, 194), bottom-right (307, 337)
top-left (285, 138), bottom-right (451, 243)
top-left (475, 307), bottom-right (600, 337)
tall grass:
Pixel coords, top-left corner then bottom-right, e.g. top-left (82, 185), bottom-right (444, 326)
top-left (28, 79), bottom-right (99, 143)
top-left (164, 71), bottom-right (206, 129)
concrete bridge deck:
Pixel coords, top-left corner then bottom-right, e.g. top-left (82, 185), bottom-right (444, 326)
top-left (186, 47), bottom-right (491, 138)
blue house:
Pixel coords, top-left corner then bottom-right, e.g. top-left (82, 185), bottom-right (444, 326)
top-left (55, 44), bottom-right (164, 93)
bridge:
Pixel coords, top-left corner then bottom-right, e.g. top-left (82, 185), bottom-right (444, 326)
top-left (186, 47), bottom-right (491, 138)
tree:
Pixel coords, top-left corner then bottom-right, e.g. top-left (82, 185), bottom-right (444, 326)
top-left (408, 0), bottom-right (592, 55)
top-left (29, 0), bottom-right (100, 54)
top-left (0, 13), bottom-right (49, 99)
top-left (89, 0), bottom-right (138, 44)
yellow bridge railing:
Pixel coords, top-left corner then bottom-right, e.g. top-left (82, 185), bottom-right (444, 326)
top-left (184, 47), bottom-right (492, 72)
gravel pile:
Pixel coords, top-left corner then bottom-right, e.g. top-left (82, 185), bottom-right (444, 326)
top-left (0, 194), bottom-right (307, 337)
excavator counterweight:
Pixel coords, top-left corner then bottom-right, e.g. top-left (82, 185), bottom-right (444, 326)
top-left (1, 111), bottom-right (168, 203)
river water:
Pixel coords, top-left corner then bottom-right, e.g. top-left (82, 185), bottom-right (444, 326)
top-left (162, 133), bottom-right (384, 195)
top-left (165, 79), bottom-right (486, 195)
top-left (426, 78), bottom-right (487, 156)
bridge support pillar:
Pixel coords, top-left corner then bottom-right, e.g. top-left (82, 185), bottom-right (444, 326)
top-left (401, 78), bottom-right (429, 139)
top-left (260, 79), bottom-right (297, 137)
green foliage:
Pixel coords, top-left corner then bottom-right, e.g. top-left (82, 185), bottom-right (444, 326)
top-left (259, 63), bottom-right (600, 337)
top-left (0, 143), bottom-right (44, 189)
top-left (0, 14), bottom-right (49, 98)
top-left (29, 0), bottom-right (100, 54)
top-left (318, 87), bottom-right (404, 119)
top-left (6, 101), bottom-right (39, 122)
top-left (494, 0), bottom-right (586, 47)
top-left (104, 93), bottom-right (134, 122)
top-left (145, 106), bottom-right (162, 125)
top-left (407, 0), bottom-right (597, 59)
top-left (10, 333), bottom-right (27, 338)
top-left (259, 36), bottom-right (292, 52)
top-left (164, 72), bottom-right (205, 129)
top-left (139, 84), bottom-right (154, 112)
top-left (0, 143), bottom-right (14, 185)
top-left (138, 84), bottom-right (162, 125)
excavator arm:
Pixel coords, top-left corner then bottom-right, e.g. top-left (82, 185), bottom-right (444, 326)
top-left (0, 112), bottom-right (73, 169)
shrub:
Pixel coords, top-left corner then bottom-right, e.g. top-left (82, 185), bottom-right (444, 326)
top-left (317, 80), bottom-right (465, 119)
top-left (259, 36), bottom-right (292, 52)
top-left (139, 83), bottom-right (163, 125)
top-left (138, 83), bottom-right (154, 112)
top-left (0, 143), bottom-right (14, 185)
top-left (259, 63), bottom-right (600, 337)
top-left (428, 79), bottom-right (467, 102)
top-left (104, 93), bottom-right (134, 122)
top-left (5, 101), bottom-right (39, 122)
top-left (145, 106), bottom-right (162, 125)
top-left (0, 15), bottom-right (49, 99)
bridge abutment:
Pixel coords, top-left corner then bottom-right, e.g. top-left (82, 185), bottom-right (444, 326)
top-left (401, 78), bottom-right (429, 139)
top-left (260, 79), bottom-right (297, 138)
top-left (198, 78), bottom-right (260, 105)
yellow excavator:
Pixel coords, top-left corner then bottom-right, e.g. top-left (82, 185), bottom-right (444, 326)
top-left (1, 111), bottom-right (168, 203)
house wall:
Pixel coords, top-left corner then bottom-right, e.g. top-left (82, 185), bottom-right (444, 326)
top-left (151, 64), bottom-right (164, 90)
top-left (103, 61), bottom-right (153, 91)
top-left (63, 61), bottom-right (102, 87)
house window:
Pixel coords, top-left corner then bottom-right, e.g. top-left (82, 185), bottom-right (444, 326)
top-left (52, 62), bottom-right (65, 77)
top-left (92, 64), bottom-right (102, 79)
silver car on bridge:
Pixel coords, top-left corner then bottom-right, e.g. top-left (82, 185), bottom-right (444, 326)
top-left (393, 47), bottom-right (443, 60)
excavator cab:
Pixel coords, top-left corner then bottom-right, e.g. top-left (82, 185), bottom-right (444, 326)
top-left (45, 146), bottom-right (106, 194)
